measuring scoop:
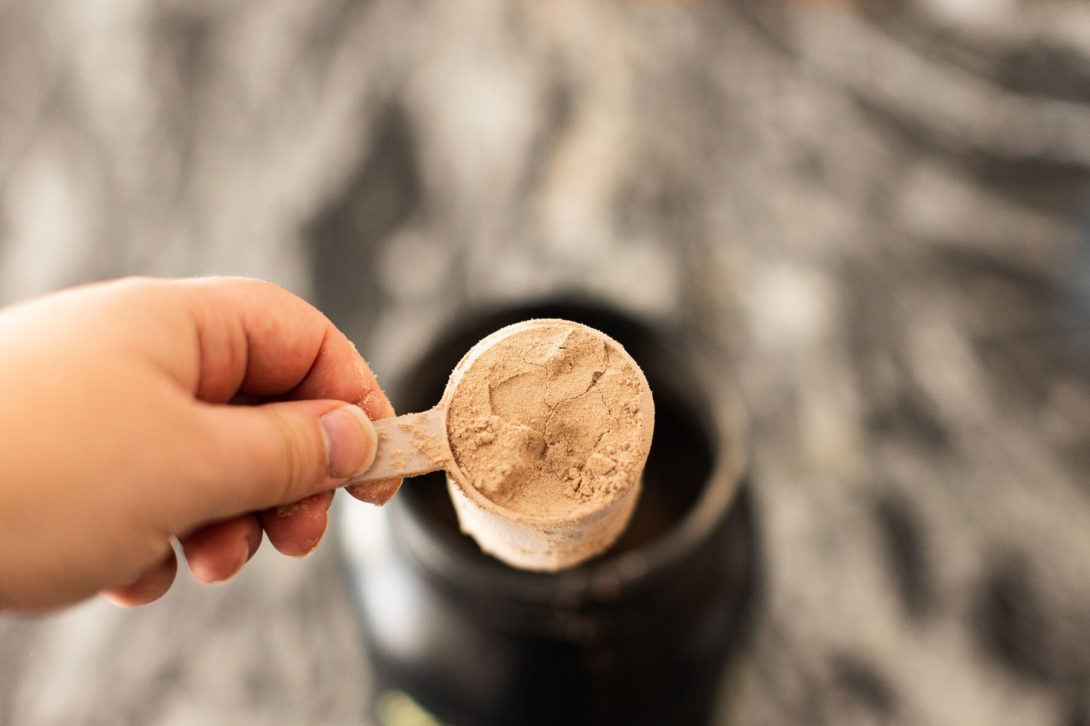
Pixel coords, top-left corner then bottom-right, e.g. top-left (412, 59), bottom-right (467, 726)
top-left (343, 319), bottom-right (655, 571)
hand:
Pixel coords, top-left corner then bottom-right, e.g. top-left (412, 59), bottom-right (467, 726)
top-left (0, 277), bottom-right (401, 611)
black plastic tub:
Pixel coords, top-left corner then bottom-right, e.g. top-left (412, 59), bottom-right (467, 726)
top-left (340, 300), bottom-right (758, 726)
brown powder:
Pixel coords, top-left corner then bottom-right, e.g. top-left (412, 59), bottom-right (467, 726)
top-left (446, 321), bottom-right (648, 519)
top-left (399, 416), bottom-right (448, 468)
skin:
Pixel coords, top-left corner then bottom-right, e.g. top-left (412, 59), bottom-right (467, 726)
top-left (0, 277), bottom-right (402, 612)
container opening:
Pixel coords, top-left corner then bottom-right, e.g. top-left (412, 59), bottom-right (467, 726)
top-left (392, 301), bottom-right (714, 572)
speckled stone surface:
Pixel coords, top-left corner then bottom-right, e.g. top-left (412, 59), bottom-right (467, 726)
top-left (1, 1), bottom-right (1089, 724)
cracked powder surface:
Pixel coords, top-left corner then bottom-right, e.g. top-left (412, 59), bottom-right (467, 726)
top-left (446, 322), bottom-right (647, 519)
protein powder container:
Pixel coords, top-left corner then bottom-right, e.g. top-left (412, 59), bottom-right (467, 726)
top-left (339, 300), bottom-right (758, 726)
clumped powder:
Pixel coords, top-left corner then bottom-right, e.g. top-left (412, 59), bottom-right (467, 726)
top-left (446, 322), bottom-right (648, 519)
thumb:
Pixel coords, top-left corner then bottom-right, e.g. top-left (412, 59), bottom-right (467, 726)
top-left (188, 400), bottom-right (378, 522)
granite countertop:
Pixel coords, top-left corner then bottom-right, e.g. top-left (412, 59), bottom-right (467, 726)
top-left (1, 1), bottom-right (1089, 724)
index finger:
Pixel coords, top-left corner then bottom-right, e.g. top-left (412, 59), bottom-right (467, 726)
top-left (172, 277), bottom-right (395, 422)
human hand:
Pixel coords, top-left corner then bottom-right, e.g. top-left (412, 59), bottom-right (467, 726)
top-left (0, 277), bottom-right (401, 611)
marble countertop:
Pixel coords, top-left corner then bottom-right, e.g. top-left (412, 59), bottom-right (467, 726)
top-left (2, 1), bottom-right (1089, 724)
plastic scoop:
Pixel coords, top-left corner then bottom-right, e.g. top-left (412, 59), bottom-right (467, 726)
top-left (344, 319), bottom-right (655, 571)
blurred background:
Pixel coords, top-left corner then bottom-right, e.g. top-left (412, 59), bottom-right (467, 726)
top-left (1, 0), bottom-right (1089, 724)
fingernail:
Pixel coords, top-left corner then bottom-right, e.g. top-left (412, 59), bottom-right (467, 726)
top-left (319, 405), bottom-right (377, 479)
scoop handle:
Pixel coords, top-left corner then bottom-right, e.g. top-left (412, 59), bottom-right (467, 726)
top-left (343, 407), bottom-right (450, 484)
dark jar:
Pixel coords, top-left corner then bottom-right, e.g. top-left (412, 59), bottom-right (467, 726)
top-left (338, 301), bottom-right (758, 726)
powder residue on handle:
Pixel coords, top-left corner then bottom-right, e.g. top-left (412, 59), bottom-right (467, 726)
top-left (446, 322), bottom-right (648, 519)
top-left (399, 417), bottom-right (448, 468)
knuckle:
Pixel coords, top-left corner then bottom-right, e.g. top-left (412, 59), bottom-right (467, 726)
top-left (268, 408), bottom-right (319, 503)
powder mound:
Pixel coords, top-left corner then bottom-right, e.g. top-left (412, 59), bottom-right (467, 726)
top-left (446, 322), bottom-right (647, 519)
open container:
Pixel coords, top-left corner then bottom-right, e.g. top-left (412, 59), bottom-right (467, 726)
top-left (339, 300), bottom-right (758, 726)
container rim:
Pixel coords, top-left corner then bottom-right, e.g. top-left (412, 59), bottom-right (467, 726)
top-left (387, 297), bottom-right (749, 604)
